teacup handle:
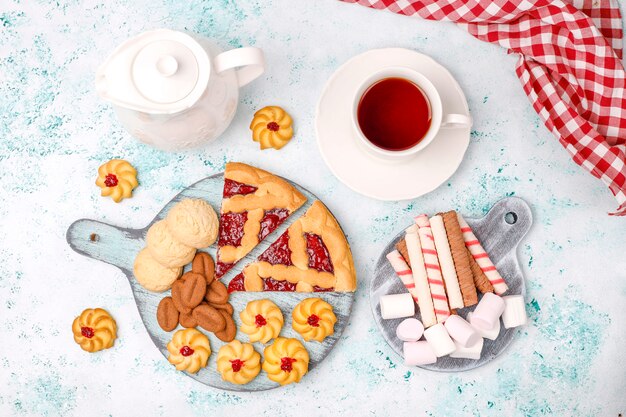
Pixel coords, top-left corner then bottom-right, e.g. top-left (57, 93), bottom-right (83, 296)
top-left (441, 113), bottom-right (472, 129)
top-left (214, 47), bottom-right (265, 87)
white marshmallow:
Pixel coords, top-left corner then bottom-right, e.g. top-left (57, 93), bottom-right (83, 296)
top-left (404, 341), bottom-right (437, 366)
top-left (501, 295), bottom-right (527, 328)
top-left (396, 318), bottom-right (424, 342)
top-left (471, 293), bottom-right (505, 330)
top-left (379, 293), bottom-right (415, 320)
top-left (444, 315), bottom-right (481, 347)
top-left (467, 311), bottom-right (500, 340)
top-left (423, 323), bottom-right (456, 357)
top-left (450, 337), bottom-right (484, 360)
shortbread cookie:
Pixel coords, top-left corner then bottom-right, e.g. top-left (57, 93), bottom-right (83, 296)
top-left (439, 211), bottom-right (477, 307)
top-left (146, 220), bottom-right (196, 268)
top-left (217, 340), bottom-right (261, 385)
top-left (292, 298), bottom-right (337, 342)
top-left (166, 199), bottom-right (219, 249)
top-left (133, 248), bottom-right (182, 292)
top-left (240, 299), bottom-right (283, 344)
top-left (263, 338), bottom-right (309, 385)
top-left (167, 329), bottom-right (211, 373)
top-left (72, 308), bottom-right (117, 352)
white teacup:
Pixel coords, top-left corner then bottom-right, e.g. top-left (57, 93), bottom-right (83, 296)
top-left (352, 66), bottom-right (472, 160)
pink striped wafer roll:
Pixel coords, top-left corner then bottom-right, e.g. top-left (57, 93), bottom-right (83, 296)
top-left (414, 214), bottom-right (450, 323)
top-left (386, 250), bottom-right (420, 303)
top-left (457, 214), bottom-right (509, 295)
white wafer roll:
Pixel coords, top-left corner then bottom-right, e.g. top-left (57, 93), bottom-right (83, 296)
top-left (404, 341), bottom-right (437, 366)
top-left (386, 250), bottom-right (419, 303)
top-left (379, 293), bottom-right (415, 320)
top-left (444, 315), bottom-right (480, 347)
top-left (457, 214), bottom-right (509, 295)
top-left (415, 215), bottom-right (451, 324)
top-left (423, 323), bottom-right (456, 357)
top-left (429, 215), bottom-right (464, 309)
top-left (501, 295), bottom-right (527, 328)
top-left (405, 226), bottom-right (437, 328)
top-left (450, 337), bottom-right (484, 360)
top-left (467, 311), bottom-right (500, 340)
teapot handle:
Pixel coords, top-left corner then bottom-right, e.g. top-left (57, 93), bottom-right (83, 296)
top-left (214, 47), bottom-right (265, 87)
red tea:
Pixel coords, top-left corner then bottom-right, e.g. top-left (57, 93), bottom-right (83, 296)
top-left (357, 77), bottom-right (432, 151)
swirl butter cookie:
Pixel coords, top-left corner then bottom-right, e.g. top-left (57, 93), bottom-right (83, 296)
top-left (262, 337), bottom-right (309, 385)
top-left (95, 159), bottom-right (138, 203)
top-left (216, 340), bottom-right (261, 385)
top-left (292, 298), bottom-right (337, 342)
top-left (239, 299), bottom-right (283, 343)
top-left (72, 308), bottom-right (117, 352)
top-left (167, 328), bottom-right (211, 374)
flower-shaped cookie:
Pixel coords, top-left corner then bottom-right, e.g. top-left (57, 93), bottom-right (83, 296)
top-left (292, 298), bottom-right (337, 342)
top-left (250, 106), bottom-right (294, 150)
top-left (72, 308), bottom-right (117, 353)
top-left (167, 328), bottom-right (211, 374)
top-left (262, 337), bottom-right (309, 386)
top-left (96, 159), bottom-right (138, 203)
top-left (216, 340), bottom-right (261, 385)
top-left (239, 299), bottom-right (283, 343)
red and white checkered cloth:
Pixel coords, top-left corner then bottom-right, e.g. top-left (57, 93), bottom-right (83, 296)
top-left (342, 0), bottom-right (626, 215)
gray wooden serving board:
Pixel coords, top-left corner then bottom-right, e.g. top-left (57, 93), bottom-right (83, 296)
top-left (66, 173), bottom-right (354, 391)
top-left (370, 197), bottom-right (532, 371)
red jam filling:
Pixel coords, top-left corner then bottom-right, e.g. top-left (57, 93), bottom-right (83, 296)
top-left (223, 179), bottom-right (258, 198)
top-left (80, 326), bottom-right (95, 338)
top-left (254, 314), bottom-right (267, 327)
top-left (218, 212), bottom-right (248, 247)
top-left (266, 121), bottom-right (280, 132)
top-left (216, 261), bottom-right (235, 278)
top-left (313, 286), bottom-right (334, 292)
top-left (305, 233), bottom-right (334, 273)
top-left (264, 278), bottom-right (296, 292)
top-left (258, 209), bottom-right (290, 242)
top-left (228, 273), bottom-right (245, 293)
top-left (230, 359), bottom-right (245, 372)
top-left (180, 346), bottom-right (194, 357)
top-left (104, 173), bottom-right (118, 187)
top-left (307, 314), bottom-right (320, 327)
top-left (280, 357), bottom-right (297, 372)
top-left (258, 231), bottom-right (292, 266)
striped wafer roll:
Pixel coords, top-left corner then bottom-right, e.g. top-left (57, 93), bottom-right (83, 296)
top-left (386, 250), bottom-right (420, 303)
top-left (405, 226), bottom-right (437, 328)
top-left (457, 214), bottom-right (509, 295)
top-left (440, 211), bottom-right (478, 307)
top-left (414, 214), bottom-right (450, 323)
top-left (429, 215), bottom-right (464, 309)
top-left (467, 247), bottom-right (494, 294)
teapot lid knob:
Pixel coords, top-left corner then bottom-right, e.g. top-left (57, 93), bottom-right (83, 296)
top-left (156, 55), bottom-right (179, 77)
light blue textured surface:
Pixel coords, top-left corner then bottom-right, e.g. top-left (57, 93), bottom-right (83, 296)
top-left (0, 1), bottom-right (625, 416)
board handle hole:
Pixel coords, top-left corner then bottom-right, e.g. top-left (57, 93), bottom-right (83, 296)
top-left (504, 212), bottom-right (518, 225)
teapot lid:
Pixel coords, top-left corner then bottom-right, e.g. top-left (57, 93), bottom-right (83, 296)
top-left (95, 29), bottom-right (211, 114)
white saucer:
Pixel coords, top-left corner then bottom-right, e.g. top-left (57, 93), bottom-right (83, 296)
top-left (315, 48), bottom-right (471, 201)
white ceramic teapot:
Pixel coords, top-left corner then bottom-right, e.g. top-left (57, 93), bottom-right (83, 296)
top-left (95, 29), bottom-right (264, 151)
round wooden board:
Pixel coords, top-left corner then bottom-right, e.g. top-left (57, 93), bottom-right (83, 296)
top-left (370, 197), bottom-right (532, 371)
top-left (66, 173), bottom-right (355, 391)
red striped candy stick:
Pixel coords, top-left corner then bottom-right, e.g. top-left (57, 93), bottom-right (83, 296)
top-left (386, 250), bottom-right (420, 304)
top-left (414, 214), bottom-right (450, 323)
top-left (457, 214), bottom-right (509, 295)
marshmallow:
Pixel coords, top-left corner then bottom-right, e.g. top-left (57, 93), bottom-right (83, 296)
top-left (444, 315), bottom-right (481, 347)
top-left (404, 341), bottom-right (437, 366)
top-left (423, 323), bottom-right (456, 357)
top-left (450, 337), bottom-right (484, 360)
top-left (471, 293), bottom-right (505, 330)
top-left (379, 293), bottom-right (415, 320)
top-left (396, 318), bottom-right (424, 342)
top-left (467, 311), bottom-right (500, 340)
top-left (501, 295), bottom-right (527, 328)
